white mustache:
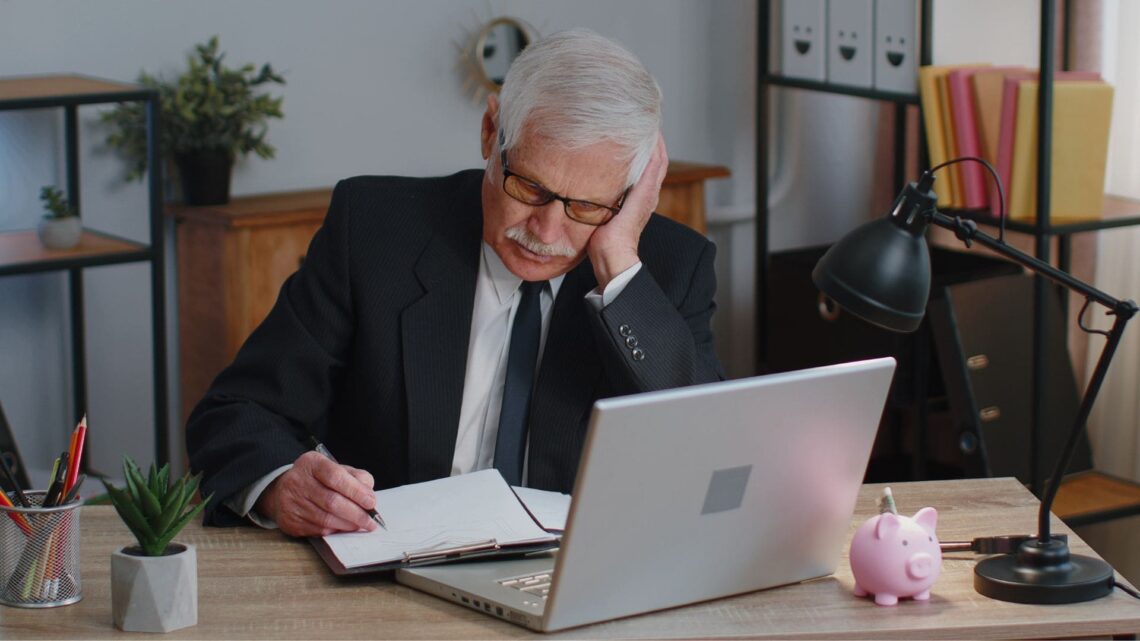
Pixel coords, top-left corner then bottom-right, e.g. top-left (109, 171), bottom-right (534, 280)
top-left (505, 225), bottom-right (577, 257)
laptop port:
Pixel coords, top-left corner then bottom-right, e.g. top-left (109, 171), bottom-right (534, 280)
top-left (461, 596), bottom-right (469, 604)
top-left (496, 606), bottom-right (504, 616)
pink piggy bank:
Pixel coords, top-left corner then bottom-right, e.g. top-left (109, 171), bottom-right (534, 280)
top-left (849, 507), bottom-right (942, 606)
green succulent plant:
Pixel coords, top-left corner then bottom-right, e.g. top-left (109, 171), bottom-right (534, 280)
top-left (101, 35), bottom-right (285, 181)
top-left (39, 186), bottom-right (77, 220)
top-left (102, 457), bottom-right (212, 557)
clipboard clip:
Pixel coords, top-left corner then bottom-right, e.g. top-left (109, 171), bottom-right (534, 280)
top-left (403, 538), bottom-right (500, 565)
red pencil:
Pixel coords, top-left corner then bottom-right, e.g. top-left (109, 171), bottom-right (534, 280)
top-left (63, 415), bottom-right (86, 495)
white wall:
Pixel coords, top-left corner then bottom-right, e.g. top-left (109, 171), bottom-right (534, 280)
top-left (0, 0), bottom-right (759, 479)
top-left (1, 0), bottom-right (1042, 483)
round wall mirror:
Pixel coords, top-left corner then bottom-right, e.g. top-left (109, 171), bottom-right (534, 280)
top-left (465, 17), bottom-right (537, 97)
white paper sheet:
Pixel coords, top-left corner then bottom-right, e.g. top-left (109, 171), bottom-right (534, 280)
top-left (511, 486), bottom-right (572, 532)
top-left (322, 469), bottom-right (556, 569)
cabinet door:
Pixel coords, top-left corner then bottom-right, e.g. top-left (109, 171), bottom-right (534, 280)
top-left (178, 218), bottom-right (322, 423)
top-left (244, 221), bottom-right (323, 338)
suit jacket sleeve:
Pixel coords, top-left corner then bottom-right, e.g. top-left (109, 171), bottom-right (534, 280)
top-left (586, 224), bottom-right (724, 395)
top-left (186, 180), bottom-right (359, 526)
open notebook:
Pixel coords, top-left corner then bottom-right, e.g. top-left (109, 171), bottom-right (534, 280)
top-left (312, 469), bottom-right (564, 575)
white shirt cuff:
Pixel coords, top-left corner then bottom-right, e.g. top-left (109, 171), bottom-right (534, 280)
top-left (223, 464), bottom-right (293, 529)
top-left (584, 262), bottom-right (642, 310)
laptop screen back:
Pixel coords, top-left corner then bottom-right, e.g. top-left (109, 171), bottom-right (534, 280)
top-left (543, 358), bottom-right (896, 630)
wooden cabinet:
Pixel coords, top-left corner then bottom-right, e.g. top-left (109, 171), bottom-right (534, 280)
top-left (174, 190), bottom-right (327, 422)
top-left (658, 161), bottom-right (730, 234)
top-left (175, 162), bottom-right (729, 422)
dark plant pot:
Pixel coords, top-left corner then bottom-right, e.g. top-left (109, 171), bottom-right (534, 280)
top-left (175, 151), bottom-right (234, 206)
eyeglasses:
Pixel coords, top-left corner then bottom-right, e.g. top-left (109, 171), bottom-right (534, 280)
top-left (499, 136), bottom-right (628, 227)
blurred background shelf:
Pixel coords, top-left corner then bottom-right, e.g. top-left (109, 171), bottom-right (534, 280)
top-left (947, 195), bottom-right (1140, 234)
top-left (0, 229), bottom-right (150, 276)
top-left (0, 73), bottom-right (168, 468)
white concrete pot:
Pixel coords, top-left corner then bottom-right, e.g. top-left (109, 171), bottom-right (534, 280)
top-left (111, 543), bottom-right (197, 633)
top-left (37, 216), bottom-right (82, 249)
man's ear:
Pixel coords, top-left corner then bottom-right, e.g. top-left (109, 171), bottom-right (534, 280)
top-left (480, 93), bottom-right (500, 160)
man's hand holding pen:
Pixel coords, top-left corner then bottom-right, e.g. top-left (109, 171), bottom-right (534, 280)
top-left (255, 451), bottom-right (379, 537)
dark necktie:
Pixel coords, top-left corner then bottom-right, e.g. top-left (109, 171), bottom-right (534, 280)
top-left (494, 280), bottom-right (545, 486)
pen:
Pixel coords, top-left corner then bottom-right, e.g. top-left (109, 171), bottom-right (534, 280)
top-left (0, 451), bottom-right (30, 507)
top-left (307, 436), bottom-right (386, 529)
top-left (43, 452), bottom-right (69, 507)
top-left (61, 474), bottom-right (86, 505)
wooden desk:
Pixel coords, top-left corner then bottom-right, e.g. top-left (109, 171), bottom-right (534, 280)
top-left (5, 478), bottom-right (1138, 639)
top-left (174, 162), bottom-right (729, 424)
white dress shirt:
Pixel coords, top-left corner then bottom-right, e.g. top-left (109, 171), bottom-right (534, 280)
top-left (227, 243), bottom-right (641, 528)
top-left (450, 243), bottom-right (562, 476)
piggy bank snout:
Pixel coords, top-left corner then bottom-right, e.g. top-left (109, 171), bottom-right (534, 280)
top-left (906, 552), bottom-right (935, 580)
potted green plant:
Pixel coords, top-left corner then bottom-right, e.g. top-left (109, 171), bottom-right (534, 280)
top-left (37, 186), bottom-right (81, 250)
top-left (101, 35), bottom-right (285, 206)
top-left (102, 457), bottom-right (212, 633)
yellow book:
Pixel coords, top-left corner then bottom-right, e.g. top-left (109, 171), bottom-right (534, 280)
top-left (1008, 80), bottom-right (1113, 221)
top-left (937, 73), bottom-right (963, 207)
top-left (918, 65), bottom-right (979, 208)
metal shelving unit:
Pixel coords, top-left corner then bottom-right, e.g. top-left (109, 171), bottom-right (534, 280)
top-left (0, 74), bottom-right (169, 467)
top-left (756, 0), bottom-right (1134, 493)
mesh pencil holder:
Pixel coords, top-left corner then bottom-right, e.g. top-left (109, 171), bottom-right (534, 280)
top-left (0, 491), bottom-right (82, 608)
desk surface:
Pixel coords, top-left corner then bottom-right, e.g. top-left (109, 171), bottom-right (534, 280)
top-left (3, 478), bottom-right (1138, 639)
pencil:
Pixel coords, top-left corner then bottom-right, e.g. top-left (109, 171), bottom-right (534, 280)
top-left (0, 490), bottom-right (32, 536)
top-left (63, 415), bottom-right (86, 495)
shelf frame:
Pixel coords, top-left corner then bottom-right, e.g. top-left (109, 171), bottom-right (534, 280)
top-left (765, 74), bottom-right (920, 104)
top-left (0, 73), bottom-right (169, 467)
top-left (756, 0), bottom-right (1121, 494)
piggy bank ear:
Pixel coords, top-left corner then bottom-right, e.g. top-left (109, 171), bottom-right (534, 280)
top-left (875, 513), bottom-right (901, 540)
top-left (913, 507), bottom-right (938, 534)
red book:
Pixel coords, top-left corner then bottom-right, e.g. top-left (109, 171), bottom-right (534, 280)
top-left (991, 70), bottom-right (1099, 217)
top-left (947, 68), bottom-right (990, 209)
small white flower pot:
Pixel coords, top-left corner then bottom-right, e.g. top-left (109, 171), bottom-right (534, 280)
top-left (111, 543), bottom-right (197, 633)
top-left (37, 216), bottom-right (82, 250)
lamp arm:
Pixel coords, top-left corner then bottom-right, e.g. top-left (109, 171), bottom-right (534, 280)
top-left (928, 208), bottom-right (1138, 543)
top-left (928, 210), bottom-right (1130, 312)
top-left (1035, 311), bottom-right (1129, 542)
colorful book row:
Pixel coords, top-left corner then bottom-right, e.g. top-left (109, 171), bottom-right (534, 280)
top-left (918, 65), bottom-right (1114, 222)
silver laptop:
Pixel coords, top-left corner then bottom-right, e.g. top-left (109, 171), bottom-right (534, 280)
top-left (397, 357), bottom-right (896, 632)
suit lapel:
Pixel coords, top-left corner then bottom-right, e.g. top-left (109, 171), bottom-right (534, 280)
top-left (400, 187), bottom-right (481, 482)
top-left (528, 260), bottom-right (602, 490)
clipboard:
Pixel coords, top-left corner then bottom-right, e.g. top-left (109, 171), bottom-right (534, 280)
top-left (310, 469), bottom-right (561, 576)
top-left (310, 536), bottom-right (558, 576)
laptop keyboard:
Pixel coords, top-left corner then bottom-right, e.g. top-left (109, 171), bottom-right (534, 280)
top-left (498, 572), bottom-right (553, 600)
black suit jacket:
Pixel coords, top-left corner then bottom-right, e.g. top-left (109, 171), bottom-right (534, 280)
top-left (186, 170), bottom-right (723, 525)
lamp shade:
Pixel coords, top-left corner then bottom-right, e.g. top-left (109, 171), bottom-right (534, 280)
top-left (811, 216), bottom-right (932, 333)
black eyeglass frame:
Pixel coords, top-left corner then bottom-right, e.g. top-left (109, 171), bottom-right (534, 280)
top-left (497, 131), bottom-right (630, 227)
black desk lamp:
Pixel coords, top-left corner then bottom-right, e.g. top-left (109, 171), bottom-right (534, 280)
top-left (812, 157), bottom-right (1137, 604)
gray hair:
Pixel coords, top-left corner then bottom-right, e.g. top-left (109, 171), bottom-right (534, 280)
top-left (497, 28), bottom-right (662, 187)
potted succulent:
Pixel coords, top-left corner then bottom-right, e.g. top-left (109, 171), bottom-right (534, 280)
top-left (37, 186), bottom-right (81, 249)
top-left (102, 457), bottom-right (211, 633)
top-left (101, 35), bottom-right (285, 205)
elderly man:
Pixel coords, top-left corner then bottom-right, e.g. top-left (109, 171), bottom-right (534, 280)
top-left (187, 29), bottom-right (724, 536)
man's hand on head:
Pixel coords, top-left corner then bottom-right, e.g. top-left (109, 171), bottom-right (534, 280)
top-left (255, 451), bottom-right (378, 538)
top-left (585, 133), bottom-right (668, 290)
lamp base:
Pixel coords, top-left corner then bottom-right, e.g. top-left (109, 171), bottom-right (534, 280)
top-left (974, 537), bottom-right (1115, 604)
